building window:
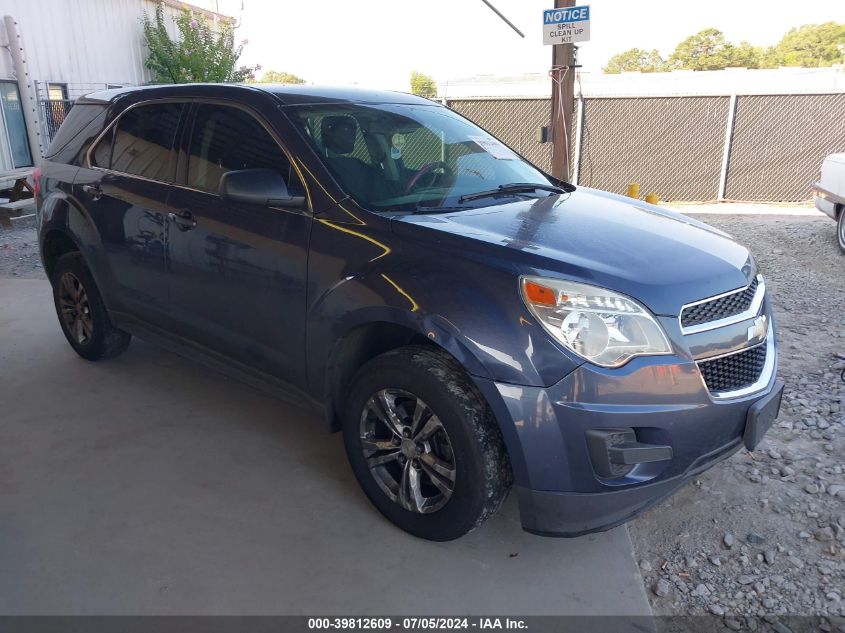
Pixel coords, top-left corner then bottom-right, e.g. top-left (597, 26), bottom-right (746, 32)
top-left (47, 83), bottom-right (68, 101)
top-left (0, 81), bottom-right (33, 168)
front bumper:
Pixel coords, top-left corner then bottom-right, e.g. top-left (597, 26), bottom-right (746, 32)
top-left (473, 331), bottom-right (781, 537)
top-left (813, 183), bottom-right (844, 220)
top-left (516, 436), bottom-right (742, 537)
top-left (517, 380), bottom-right (783, 536)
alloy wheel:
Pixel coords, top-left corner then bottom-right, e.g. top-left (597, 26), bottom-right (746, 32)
top-left (359, 389), bottom-right (456, 514)
top-left (58, 272), bottom-right (94, 345)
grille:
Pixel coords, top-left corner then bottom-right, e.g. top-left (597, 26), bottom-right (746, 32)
top-left (681, 278), bottom-right (758, 329)
top-left (698, 343), bottom-right (767, 393)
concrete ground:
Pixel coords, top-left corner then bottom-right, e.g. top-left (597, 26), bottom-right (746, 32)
top-left (0, 278), bottom-right (651, 617)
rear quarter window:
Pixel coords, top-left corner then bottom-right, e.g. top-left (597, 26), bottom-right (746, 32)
top-left (44, 103), bottom-right (108, 163)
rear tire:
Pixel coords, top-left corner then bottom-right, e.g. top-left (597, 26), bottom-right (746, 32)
top-left (837, 206), bottom-right (845, 254)
top-left (51, 252), bottom-right (131, 361)
top-left (342, 345), bottom-right (511, 541)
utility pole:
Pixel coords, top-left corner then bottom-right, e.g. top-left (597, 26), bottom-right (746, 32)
top-left (549, 0), bottom-right (576, 181)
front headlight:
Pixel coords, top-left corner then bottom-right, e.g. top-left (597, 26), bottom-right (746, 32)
top-left (520, 276), bottom-right (672, 368)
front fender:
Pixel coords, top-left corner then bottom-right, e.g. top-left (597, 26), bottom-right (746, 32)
top-left (305, 207), bottom-right (583, 398)
top-left (310, 286), bottom-right (491, 382)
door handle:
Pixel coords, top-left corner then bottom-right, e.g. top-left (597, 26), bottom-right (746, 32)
top-left (168, 209), bottom-right (197, 231)
top-left (81, 184), bottom-right (103, 201)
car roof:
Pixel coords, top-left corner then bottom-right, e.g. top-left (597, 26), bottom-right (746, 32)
top-left (256, 84), bottom-right (436, 106)
top-left (78, 83), bottom-right (438, 107)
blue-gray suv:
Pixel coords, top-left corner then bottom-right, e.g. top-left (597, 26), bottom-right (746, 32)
top-left (35, 84), bottom-right (784, 540)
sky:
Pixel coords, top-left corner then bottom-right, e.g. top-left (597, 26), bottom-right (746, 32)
top-left (210, 0), bottom-right (844, 91)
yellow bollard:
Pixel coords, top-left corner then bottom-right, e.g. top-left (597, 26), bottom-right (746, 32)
top-left (626, 182), bottom-right (641, 198)
top-left (645, 192), bottom-right (660, 204)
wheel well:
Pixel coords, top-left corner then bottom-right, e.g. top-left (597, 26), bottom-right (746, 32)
top-left (325, 322), bottom-right (433, 432)
top-left (42, 231), bottom-right (80, 279)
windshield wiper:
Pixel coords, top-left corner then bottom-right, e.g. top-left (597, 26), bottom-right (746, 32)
top-left (458, 182), bottom-right (571, 203)
top-left (409, 205), bottom-right (465, 214)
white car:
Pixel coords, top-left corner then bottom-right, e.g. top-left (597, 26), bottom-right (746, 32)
top-left (814, 153), bottom-right (845, 253)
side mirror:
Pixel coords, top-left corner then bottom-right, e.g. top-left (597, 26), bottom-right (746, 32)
top-left (218, 168), bottom-right (306, 208)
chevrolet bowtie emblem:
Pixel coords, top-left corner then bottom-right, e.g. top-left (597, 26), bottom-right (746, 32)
top-left (747, 314), bottom-right (768, 342)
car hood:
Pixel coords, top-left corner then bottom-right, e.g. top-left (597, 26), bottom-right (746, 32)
top-left (391, 187), bottom-right (754, 317)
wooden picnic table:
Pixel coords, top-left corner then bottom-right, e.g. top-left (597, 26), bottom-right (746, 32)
top-left (0, 167), bottom-right (35, 229)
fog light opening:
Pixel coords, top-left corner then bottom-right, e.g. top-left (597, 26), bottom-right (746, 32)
top-left (585, 428), bottom-right (673, 480)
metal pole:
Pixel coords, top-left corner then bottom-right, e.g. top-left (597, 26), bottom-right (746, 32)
top-left (717, 93), bottom-right (738, 201)
top-left (478, 0), bottom-right (525, 38)
top-left (549, 0), bottom-right (576, 181)
top-left (572, 94), bottom-right (584, 185)
top-left (3, 15), bottom-right (42, 164)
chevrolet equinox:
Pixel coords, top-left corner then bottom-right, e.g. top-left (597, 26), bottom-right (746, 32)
top-left (35, 84), bottom-right (784, 540)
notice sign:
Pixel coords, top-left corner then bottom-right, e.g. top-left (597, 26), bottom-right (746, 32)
top-left (543, 5), bottom-right (590, 45)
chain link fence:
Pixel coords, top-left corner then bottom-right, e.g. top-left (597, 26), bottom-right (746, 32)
top-left (445, 92), bottom-right (845, 202)
top-left (725, 93), bottom-right (845, 201)
top-left (578, 96), bottom-right (729, 200)
top-left (40, 99), bottom-right (74, 142)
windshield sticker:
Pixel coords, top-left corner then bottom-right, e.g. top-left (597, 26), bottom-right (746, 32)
top-left (469, 135), bottom-right (518, 160)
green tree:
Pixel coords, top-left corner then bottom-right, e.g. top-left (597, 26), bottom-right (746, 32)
top-left (410, 71), bottom-right (436, 98)
top-left (603, 48), bottom-right (665, 73)
top-left (604, 22), bottom-right (845, 74)
top-left (667, 28), bottom-right (761, 71)
top-left (254, 70), bottom-right (306, 84)
top-left (730, 41), bottom-right (764, 69)
top-left (142, 1), bottom-right (260, 83)
top-left (762, 22), bottom-right (845, 67)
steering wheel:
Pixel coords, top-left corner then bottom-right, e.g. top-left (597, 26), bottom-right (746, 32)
top-left (404, 161), bottom-right (454, 194)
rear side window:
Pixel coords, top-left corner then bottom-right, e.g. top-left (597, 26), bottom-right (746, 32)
top-left (186, 104), bottom-right (302, 194)
top-left (92, 102), bottom-right (183, 182)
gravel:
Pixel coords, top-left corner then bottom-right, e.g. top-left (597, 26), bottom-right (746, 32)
top-left (630, 213), bottom-right (845, 624)
top-left (0, 216), bottom-right (45, 280)
top-left (655, 578), bottom-right (673, 597)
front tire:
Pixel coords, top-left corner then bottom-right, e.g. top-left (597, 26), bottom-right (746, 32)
top-left (51, 252), bottom-right (131, 361)
top-left (342, 346), bottom-right (511, 541)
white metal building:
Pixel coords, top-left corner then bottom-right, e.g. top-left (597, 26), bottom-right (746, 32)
top-left (0, 0), bottom-right (232, 176)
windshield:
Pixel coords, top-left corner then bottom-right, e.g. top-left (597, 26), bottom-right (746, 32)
top-left (285, 102), bottom-right (557, 212)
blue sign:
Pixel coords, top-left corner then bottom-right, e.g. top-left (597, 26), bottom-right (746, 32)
top-left (543, 5), bottom-right (590, 25)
